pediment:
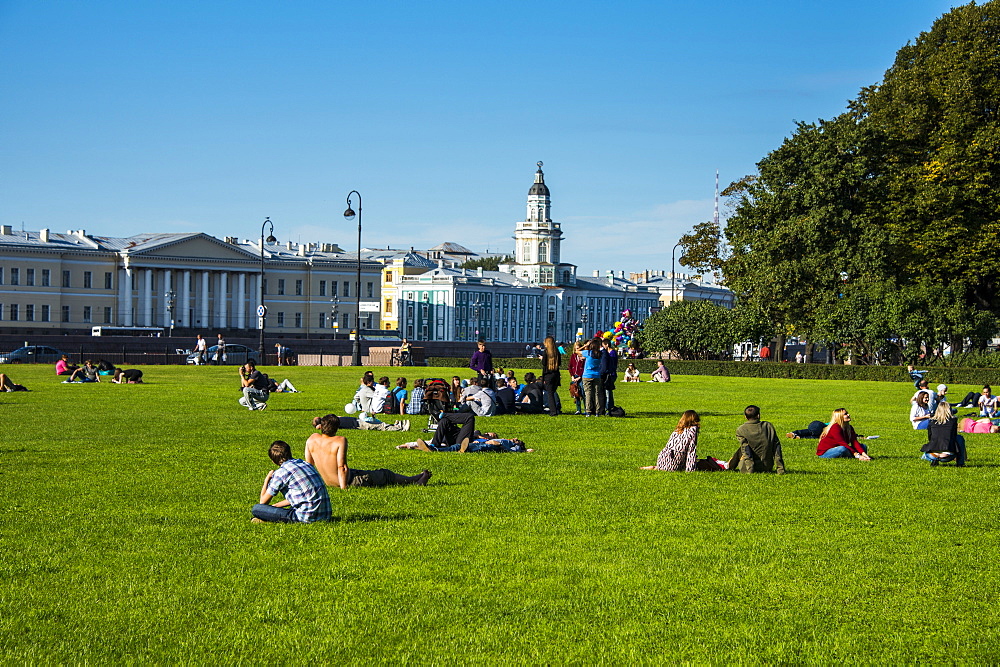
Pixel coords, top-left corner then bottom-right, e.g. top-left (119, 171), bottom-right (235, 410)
top-left (127, 234), bottom-right (259, 261)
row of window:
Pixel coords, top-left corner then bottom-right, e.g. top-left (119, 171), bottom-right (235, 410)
top-left (262, 279), bottom-right (375, 298)
top-left (0, 268), bottom-right (113, 289)
top-left (0, 303), bottom-right (113, 323)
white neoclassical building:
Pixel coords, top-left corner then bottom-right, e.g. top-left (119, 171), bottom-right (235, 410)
top-left (396, 164), bottom-right (661, 343)
top-left (0, 226), bottom-right (382, 337)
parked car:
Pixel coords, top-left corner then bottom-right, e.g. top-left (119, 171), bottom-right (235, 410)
top-left (186, 344), bottom-right (259, 365)
top-left (0, 345), bottom-right (66, 364)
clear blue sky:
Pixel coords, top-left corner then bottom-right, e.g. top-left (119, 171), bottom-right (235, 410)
top-left (0, 0), bottom-right (960, 275)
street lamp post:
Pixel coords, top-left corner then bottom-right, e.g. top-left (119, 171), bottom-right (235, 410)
top-left (472, 298), bottom-right (481, 340)
top-left (166, 290), bottom-right (176, 337)
top-left (670, 241), bottom-right (682, 305)
top-left (330, 296), bottom-right (340, 339)
top-left (258, 217), bottom-right (277, 363)
top-left (578, 302), bottom-right (589, 340)
top-left (343, 192), bottom-right (363, 366)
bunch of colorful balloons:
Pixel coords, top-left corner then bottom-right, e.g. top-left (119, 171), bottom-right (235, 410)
top-left (594, 309), bottom-right (644, 357)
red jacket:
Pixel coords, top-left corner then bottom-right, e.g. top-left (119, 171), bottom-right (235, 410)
top-left (816, 423), bottom-right (864, 456)
top-left (568, 352), bottom-right (584, 377)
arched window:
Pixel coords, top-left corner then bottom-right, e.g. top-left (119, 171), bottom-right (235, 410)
top-left (538, 242), bottom-right (548, 263)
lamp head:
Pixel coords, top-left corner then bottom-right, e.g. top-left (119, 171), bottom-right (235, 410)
top-left (265, 234), bottom-right (277, 243)
top-left (344, 207), bottom-right (356, 221)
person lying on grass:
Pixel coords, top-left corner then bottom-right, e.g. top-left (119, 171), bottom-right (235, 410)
top-left (816, 408), bottom-right (871, 460)
top-left (111, 368), bottom-right (144, 384)
top-left (786, 420), bottom-right (827, 439)
top-left (305, 414), bottom-right (431, 488)
top-left (251, 440), bottom-right (331, 524)
top-left (922, 401), bottom-right (967, 467)
top-left (0, 373), bottom-right (28, 392)
top-left (960, 417), bottom-right (1000, 434)
top-left (640, 409), bottom-right (727, 471)
top-left (400, 435), bottom-right (533, 453)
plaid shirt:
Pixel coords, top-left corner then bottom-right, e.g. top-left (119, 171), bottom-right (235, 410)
top-left (267, 459), bottom-right (331, 522)
top-left (406, 387), bottom-right (425, 415)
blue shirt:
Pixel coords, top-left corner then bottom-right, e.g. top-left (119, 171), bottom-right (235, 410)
top-left (582, 350), bottom-right (604, 379)
top-left (266, 459), bottom-right (332, 523)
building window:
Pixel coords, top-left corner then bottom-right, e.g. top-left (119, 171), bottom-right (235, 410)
top-left (278, 279), bottom-right (285, 296)
top-left (62, 305), bottom-right (70, 322)
top-left (26, 269), bottom-right (34, 286)
top-left (10, 304), bottom-right (19, 321)
top-left (0, 267), bottom-right (3, 284)
top-left (0, 303), bottom-right (4, 320)
top-left (42, 269), bottom-right (50, 286)
top-left (84, 271), bottom-right (93, 288)
top-left (385, 271), bottom-right (393, 283)
top-left (25, 304), bottom-right (34, 321)
top-left (294, 312), bottom-right (302, 328)
top-left (62, 270), bottom-right (71, 288)
top-left (342, 313), bottom-right (349, 329)
top-left (330, 281), bottom-right (338, 297)
top-left (104, 307), bottom-right (112, 323)
top-left (277, 312), bottom-right (284, 327)
top-left (83, 306), bottom-right (92, 323)
top-left (10, 268), bottom-right (19, 285)
top-left (104, 272), bottom-right (112, 289)
top-left (41, 305), bottom-right (50, 322)
top-left (366, 282), bottom-right (374, 298)
top-left (365, 314), bottom-right (373, 328)
top-left (343, 281), bottom-right (350, 297)
top-left (319, 281), bottom-right (326, 297)
top-left (318, 312), bottom-right (326, 328)
top-left (295, 280), bottom-right (302, 296)
top-left (385, 299), bottom-right (393, 314)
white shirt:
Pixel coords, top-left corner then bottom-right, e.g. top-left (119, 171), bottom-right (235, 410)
top-left (371, 384), bottom-right (390, 413)
top-left (910, 403), bottom-right (930, 429)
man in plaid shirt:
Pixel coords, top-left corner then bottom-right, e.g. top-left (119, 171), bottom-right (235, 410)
top-left (405, 378), bottom-right (426, 415)
top-left (251, 441), bottom-right (332, 523)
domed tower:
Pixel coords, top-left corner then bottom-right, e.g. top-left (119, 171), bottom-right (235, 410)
top-left (511, 162), bottom-right (575, 287)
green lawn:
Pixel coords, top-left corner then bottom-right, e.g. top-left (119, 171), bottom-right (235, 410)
top-left (2, 364), bottom-right (997, 663)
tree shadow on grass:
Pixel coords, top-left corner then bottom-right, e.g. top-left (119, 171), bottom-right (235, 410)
top-left (0, 448), bottom-right (30, 455)
top-left (333, 513), bottom-right (431, 524)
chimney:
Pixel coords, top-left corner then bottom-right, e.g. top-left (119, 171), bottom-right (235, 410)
top-left (40, 229), bottom-right (50, 242)
top-left (286, 241), bottom-right (293, 250)
top-left (619, 270), bottom-right (625, 279)
top-left (592, 270), bottom-right (599, 277)
top-left (477, 267), bottom-right (484, 277)
top-left (297, 245), bottom-right (306, 256)
top-left (0, 225), bottom-right (11, 235)
top-left (224, 236), bottom-right (237, 244)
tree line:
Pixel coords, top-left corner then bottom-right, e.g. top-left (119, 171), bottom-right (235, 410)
top-left (644, 2), bottom-right (1000, 365)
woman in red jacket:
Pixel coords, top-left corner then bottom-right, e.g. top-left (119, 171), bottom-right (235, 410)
top-left (816, 408), bottom-right (872, 460)
top-left (568, 341), bottom-right (585, 415)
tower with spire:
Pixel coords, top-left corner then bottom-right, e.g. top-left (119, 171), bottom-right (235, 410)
top-left (505, 162), bottom-right (576, 287)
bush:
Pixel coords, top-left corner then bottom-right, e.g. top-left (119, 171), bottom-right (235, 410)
top-left (426, 357), bottom-right (1000, 385)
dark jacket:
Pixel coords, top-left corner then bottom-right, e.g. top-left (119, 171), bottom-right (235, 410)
top-left (728, 418), bottom-right (786, 474)
top-left (470, 348), bottom-right (493, 374)
top-left (541, 350), bottom-right (561, 387)
top-left (924, 418), bottom-right (958, 453)
top-left (494, 386), bottom-right (517, 415)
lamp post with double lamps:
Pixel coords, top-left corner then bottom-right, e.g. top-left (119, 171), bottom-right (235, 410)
top-left (258, 217), bottom-right (277, 363)
top-left (343, 192), bottom-right (363, 366)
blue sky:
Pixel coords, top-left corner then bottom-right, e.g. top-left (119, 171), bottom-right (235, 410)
top-left (0, 0), bottom-right (960, 274)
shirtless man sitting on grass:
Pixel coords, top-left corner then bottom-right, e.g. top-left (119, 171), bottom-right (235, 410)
top-left (304, 414), bottom-right (431, 488)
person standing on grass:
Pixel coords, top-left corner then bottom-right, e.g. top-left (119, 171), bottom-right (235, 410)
top-left (580, 337), bottom-right (605, 416)
top-left (304, 414), bottom-right (431, 488)
top-left (251, 440), bottom-right (331, 524)
top-left (540, 336), bottom-right (562, 416)
top-left (816, 408), bottom-right (871, 460)
top-left (195, 334), bottom-right (208, 365)
top-left (215, 333), bottom-right (227, 365)
top-left (728, 405), bottom-right (786, 473)
top-left (469, 340), bottom-right (493, 378)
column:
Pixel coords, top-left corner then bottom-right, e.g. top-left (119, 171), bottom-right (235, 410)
top-left (251, 274), bottom-right (261, 329)
top-left (162, 269), bottom-right (172, 326)
top-left (121, 266), bottom-right (134, 327)
top-left (200, 271), bottom-right (210, 328)
top-left (216, 272), bottom-right (228, 329)
top-left (237, 273), bottom-right (246, 329)
top-left (181, 270), bottom-right (191, 327)
top-left (143, 268), bottom-right (153, 327)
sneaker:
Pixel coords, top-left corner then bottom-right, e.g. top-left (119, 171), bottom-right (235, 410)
top-left (256, 402), bottom-right (268, 411)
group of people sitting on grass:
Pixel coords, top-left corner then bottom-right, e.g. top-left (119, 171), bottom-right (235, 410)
top-left (55, 355), bottom-right (143, 384)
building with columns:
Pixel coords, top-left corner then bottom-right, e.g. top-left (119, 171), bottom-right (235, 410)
top-left (0, 225), bottom-right (382, 337)
top-left (396, 165), bottom-right (661, 343)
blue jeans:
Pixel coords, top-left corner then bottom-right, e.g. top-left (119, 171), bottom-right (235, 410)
top-left (252, 503), bottom-right (296, 522)
top-left (921, 435), bottom-right (967, 466)
top-left (819, 443), bottom-right (868, 459)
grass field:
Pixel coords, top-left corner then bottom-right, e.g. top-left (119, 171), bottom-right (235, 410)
top-left (2, 364), bottom-right (998, 663)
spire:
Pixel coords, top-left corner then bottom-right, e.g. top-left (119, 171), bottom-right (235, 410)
top-left (528, 161), bottom-right (549, 197)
